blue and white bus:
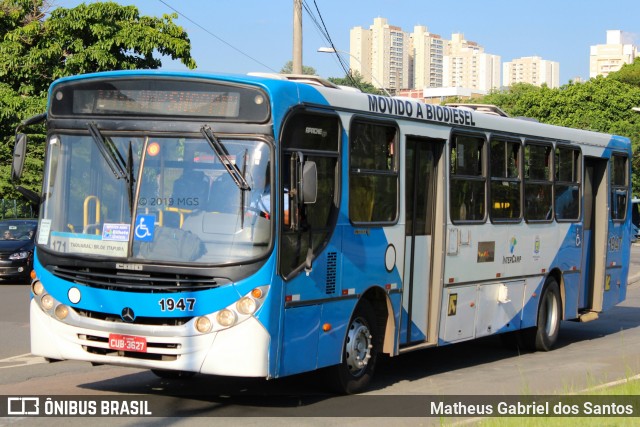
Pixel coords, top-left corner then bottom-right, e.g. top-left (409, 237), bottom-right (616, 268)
top-left (12, 71), bottom-right (632, 394)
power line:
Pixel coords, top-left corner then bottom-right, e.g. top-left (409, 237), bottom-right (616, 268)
top-left (157, 0), bottom-right (278, 73)
top-left (302, 0), bottom-right (358, 87)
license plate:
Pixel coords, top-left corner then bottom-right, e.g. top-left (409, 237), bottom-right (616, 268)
top-left (108, 334), bottom-right (147, 353)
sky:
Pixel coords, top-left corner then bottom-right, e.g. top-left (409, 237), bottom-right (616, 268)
top-left (56, 0), bottom-right (640, 85)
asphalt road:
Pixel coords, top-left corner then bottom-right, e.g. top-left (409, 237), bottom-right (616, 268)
top-left (1, 244), bottom-right (640, 425)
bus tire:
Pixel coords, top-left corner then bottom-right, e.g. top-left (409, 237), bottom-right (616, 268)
top-left (150, 369), bottom-right (196, 379)
top-left (524, 277), bottom-right (561, 351)
top-left (329, 299), bottom-right (379, 394)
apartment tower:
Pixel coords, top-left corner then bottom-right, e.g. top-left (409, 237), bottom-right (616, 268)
top-left (590, 30), bottom-right (638, 78)
top-left (503, 56), bottom-right (560, 88)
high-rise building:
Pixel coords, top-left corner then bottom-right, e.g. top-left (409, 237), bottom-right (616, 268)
top-left (589, 30), bottom-right (638, 78)
top-left (443, 33), bottom-right (501, 93)
top-left (350, 22), bottom-right (500, 92)
top-left (410, 26), bottom-right (444, 89)
top-left (349, 25), bottom-right (372, 84)
top-left (503, 56), bottom-right (560, 88)
top-left (350, 18), bottom-right (410, 93)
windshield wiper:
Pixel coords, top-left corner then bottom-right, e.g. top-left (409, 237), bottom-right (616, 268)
top-left (126, 141), bottom-right (135, 214)
top-left (201, 125), bottom-right (251, 191)
top-left (88, 123), bottom-right (135, 214)
top-left (88, 122), bottom-right (128, 181)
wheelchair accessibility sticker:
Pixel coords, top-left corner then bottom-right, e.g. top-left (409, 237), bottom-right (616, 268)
top-left (134, 214), bottom-right (155, 242)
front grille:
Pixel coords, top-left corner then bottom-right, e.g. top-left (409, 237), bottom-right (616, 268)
top-left (50, 265), bottom-right (219, 293)
top-left (75, 308), bottom-right (192, 326)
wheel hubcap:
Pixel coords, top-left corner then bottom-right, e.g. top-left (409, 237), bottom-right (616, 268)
top-left (345, 318), bottom-right (373, 376)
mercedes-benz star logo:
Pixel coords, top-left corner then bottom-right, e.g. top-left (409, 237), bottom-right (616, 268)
top-left (121, 307), bottom-right (135, 323)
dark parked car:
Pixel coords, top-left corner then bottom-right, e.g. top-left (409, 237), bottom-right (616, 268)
top-left (0, 219), bottom-right (38, 283)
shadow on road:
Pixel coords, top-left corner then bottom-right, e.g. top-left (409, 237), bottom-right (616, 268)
top-left (74, 304), bottom-right (640, 416)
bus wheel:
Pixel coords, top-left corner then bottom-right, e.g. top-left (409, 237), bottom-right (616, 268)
top-left (150, 369), bottom-right (196, 379)
top-left (524, 277), bottom-right (561, 351)
top-left (329, 300), bottom-right (379, 394)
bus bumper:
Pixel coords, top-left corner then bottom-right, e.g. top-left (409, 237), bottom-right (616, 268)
top-left (30, 299), bottom-right (270, 377)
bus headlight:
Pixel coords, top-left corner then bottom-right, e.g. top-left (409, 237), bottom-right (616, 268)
top-left (236, 296), bottom-right (257, 315)
top-left (216, 309), bottom-right (236, 327)
top-left (195, 316), bottom-right (212, 333)
top-left (54, 304), bottom-right (69, 320)
top-left (32, 280), bottom-right (44, 296)
top-left (41, 294), bottom-right (54, 311)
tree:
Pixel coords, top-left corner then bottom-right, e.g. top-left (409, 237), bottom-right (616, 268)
top-left (609, 57), bottom-right (640, 88)
top-left (280, 60), bottom-right (316, 75)
top-left (0, 0), bottom-right (196, 200)
top-left (328, 71), bottom-right (385, 95)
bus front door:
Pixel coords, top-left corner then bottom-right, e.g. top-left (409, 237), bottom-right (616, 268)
top-left (402, 138), bottom-right (440, 344)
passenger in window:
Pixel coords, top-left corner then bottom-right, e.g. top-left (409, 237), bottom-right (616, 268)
top-left (172, 168), bottom-right (209, 210)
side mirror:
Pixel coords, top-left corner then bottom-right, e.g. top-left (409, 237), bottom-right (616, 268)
top-left (11, 133), bottom-right (27, 182)
top-left (301, 161), bottom-right (317, 204)
top-left (15, 185), bottom-right (41, 206)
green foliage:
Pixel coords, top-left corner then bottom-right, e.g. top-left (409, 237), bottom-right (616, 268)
top-left (328, 71), bottom-right (385, 95)
top-left (471, 78), bottom-right (640, 196)
top-left (609, 57), bottom-right (640, 87)
top-left (280, 60), bottom-right (316, 75)
top-left (0, 0), bottom-right (196, 201)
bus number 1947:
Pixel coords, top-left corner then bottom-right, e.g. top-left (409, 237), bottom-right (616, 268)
top-left (158, 298), bottom-right (196, 312)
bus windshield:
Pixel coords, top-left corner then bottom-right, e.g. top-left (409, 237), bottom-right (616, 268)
top-left (38, 133), bottom-right (272, 265)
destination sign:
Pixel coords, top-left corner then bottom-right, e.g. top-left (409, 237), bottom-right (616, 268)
top-left (50, 77), bottom-right (270, 122)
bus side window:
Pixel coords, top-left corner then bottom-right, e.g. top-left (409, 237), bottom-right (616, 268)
top-left (524, 143), bottom-right (553, 222)
top-left (555, 146), bottom-right (581, 221)
top-left (279, 111), bottom-right (340, 279)
top-left (349, 120), bottom-right (398, 225)
top-left (610, 154), bottom-right (629, 221)
top-left (490, 138), bottom-right (521, 221)
top-left (450, 134), bottom-right (486, 223)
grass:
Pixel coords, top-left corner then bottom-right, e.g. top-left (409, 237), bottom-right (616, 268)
top-left (469, 378), bottom-right (640, 427)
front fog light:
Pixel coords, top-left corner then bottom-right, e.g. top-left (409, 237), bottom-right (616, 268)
top-left (54, 304), bottom-right (69, 320)
top-left (41, 294), bottom-right (54, 311)
top-left (236, 296), bottom-right (257, 315)
top-left (216, 309), bottom-right (236, 328)
top-left (195, 316), bottom-right (212, 333)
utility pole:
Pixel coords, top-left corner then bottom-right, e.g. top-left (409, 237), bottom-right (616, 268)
top-left (292, 0), bottom-right (302, 74)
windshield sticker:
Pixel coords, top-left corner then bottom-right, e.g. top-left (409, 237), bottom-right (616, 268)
top-left (38, 219), bottom-right (52, 245)
top-left (134, 214), bottom-right (155, 242)
top-left (49, 232), bottom-right (127, 257)
top-left (102, 223), bottom-right (131, 242)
